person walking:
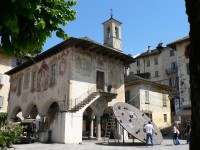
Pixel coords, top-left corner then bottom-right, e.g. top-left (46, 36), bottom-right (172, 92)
top-left (186, 121), bottom-right (191, 144)
top-left (144, 121), bottom-right (154, 147)
top-left (172, 122), bottom-right (180, 145)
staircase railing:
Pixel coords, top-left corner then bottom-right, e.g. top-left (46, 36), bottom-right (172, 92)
top-left (67, 85), bottom-right (97, 111)
top-left (66, 83), bottom-right (117, 111)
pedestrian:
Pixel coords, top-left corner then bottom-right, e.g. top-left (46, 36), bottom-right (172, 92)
top-left (172, 122), bottom-right (180, 145)
top-left (186, 121), bottom-right (191, 144)
top-left (144, 121), bottom-right (154, 147)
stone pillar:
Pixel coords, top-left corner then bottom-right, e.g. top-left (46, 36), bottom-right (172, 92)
top-left (40, 115), bottom-right (45, 131)
top-left (96, 115), bottom-right (101, 140)
top-left (90, 119), bottom-right (94, 138)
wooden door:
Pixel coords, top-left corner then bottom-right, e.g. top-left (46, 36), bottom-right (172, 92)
top-left (96, 71), bottom-right (104, 91)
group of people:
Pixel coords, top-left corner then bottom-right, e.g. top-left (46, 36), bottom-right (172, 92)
top-left (143, 120), bottom-right (191, 147)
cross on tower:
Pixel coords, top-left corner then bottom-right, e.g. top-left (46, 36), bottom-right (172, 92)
top-left (110, 9), bottom-right (113, 18)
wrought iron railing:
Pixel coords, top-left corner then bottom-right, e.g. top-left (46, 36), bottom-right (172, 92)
top-left (65, 83), bottom-right (117, 111)
top-left (165, 67), bottom-right (178, 75)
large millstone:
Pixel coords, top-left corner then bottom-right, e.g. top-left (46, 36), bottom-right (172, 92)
top-left (113, 102), bottom-right (163, 144)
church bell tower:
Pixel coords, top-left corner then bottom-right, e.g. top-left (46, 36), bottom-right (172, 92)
top-left (102, 10), bottom-right (122, 51)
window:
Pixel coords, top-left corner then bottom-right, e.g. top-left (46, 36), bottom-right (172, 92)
top-left (147, 59), bottom-right (150, 67)
top-left (186, 63), bottom-right (190, 75)
top-left (125, 91), bottom-right (130, 103)
top-left (169, 77), bottom-right (179, 88)
top-left (164, 114), bottom-right (167, 122)
top-left (115, 26), bottom-right (119, 38)
top-left (171, 62), bottom-right (177, 70)
top-left (0, 96), bottom-right (4, 108)
top-left (17, 77), bottom-right (22, 95)
top-left (145, 90), bottom-right (149, 104)
top-left (50, 64), bottom-right (56, 85)
top-left (163, 94), bottom-right (167, 107)
top-left (31, 72), bottom-right (37, 91)
top-left (23, 71), bottom-right (30, 89)
top-left (154, 57), bottom-right (158, 65)
top-left (107, 27), bottom-right (110, 39)
top-left (155, 71), bottom-right (159, 77)
top-left (170, 50), bottom-right (175, 57)
top-left (136, 59), bottom-right (140, 66)
top-left (137, 70), bottom-right (140, 74)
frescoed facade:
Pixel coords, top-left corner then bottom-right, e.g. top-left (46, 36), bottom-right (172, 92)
top-left (6, 17), bottom-right (134, 144)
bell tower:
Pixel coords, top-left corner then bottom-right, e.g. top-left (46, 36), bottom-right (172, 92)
top-left (102, 10), bottom-right (122, 51)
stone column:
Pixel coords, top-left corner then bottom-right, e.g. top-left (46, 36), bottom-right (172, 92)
top-left (90, 119), bottom-right (94, 138)
top-left (40, 115), bottom-right (45, 131)
top-left (96, 115), bottom-right (101, 140)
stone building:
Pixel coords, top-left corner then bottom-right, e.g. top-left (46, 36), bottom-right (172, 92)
top-left (167, 36), bottom-right (191, 125)
top-left (5, 17), bottom-right (134, 143)
top-left (125, 74), bottom-right (171, 130)
top-left (129, 44), bottom-right (179, 122)
top-left (0, 53), bottom-right (26, 113)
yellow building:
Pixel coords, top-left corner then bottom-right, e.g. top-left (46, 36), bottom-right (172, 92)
top-left (125, 74), bottom-right (172, 130)
top-left (0, 53), bottom-right (26, 113)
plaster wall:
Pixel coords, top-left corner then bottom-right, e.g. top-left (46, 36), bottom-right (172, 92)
top-left (176, 41), bottom-right (191, 109)
top-left (126, 83), bottom-right (171, 129)
top-left (130, 47), bottom-right (178, 86)
top-left (0, 54), bottom-right (12, 112)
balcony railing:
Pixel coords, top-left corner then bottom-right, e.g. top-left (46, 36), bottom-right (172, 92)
top-left (165, 67), bottom-right (178, 75)
top-left (58, 83), bottom-right (117, 112)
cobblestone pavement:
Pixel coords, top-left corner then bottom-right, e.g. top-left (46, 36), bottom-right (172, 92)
top-left (10, 138), bottom-right (189, 150)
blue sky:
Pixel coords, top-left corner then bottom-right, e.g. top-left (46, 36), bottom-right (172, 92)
top-left (43, 0), bottom-right (189, 57)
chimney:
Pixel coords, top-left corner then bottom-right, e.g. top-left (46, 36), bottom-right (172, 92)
top-left (148, 46), bottom-right (151, 53)
top-left (156, 42), bottom-right (163, 50)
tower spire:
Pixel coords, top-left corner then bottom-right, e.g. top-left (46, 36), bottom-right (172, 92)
top-left (110, 8), bottom-right (113, 18)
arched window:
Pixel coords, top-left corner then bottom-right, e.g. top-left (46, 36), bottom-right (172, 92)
top-left (107, 27), bottom-right (110, 39)
top-left (115, 26), bottom-right (119, 38)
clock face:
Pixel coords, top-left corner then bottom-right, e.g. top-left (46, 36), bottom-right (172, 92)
top-left (113, 102), bottom-right (163, 145)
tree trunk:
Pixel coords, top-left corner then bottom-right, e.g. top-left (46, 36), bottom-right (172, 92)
top-left (185, 0), bottom-right (200, 149)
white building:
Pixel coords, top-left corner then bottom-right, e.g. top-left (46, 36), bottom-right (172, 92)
top-left (167, 36), bottom-right (191, 124)
top-left (5, 16), bottom-right (134, 144)
top-left (129, 44), bottom-right (179, 122)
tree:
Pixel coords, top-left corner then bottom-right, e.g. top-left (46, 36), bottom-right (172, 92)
top-left (185, 0), bottom-right (200, 149)
top-left (0, 122), bottom-right (23, 149)
top-left (0, 0), bottom-right (76, 56)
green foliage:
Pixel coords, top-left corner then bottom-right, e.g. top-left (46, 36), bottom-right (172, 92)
top-left (0, 112), bottom-right (7, 119)
top-left (0, 0), bottom-right (77, 56)
top-left (0, 122), bottom-right (23, 149)
top-left (0, 112), bottom-right (7, 127)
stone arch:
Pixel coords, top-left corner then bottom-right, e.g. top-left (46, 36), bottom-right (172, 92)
top-left (9, 106), bottom-right (23, 121)
top-left (23, 103), bottom-right (38, 118)
top-left (44, 102), bottom-right (60, 130)
top-left (39, 98), bottom-right (58, 116)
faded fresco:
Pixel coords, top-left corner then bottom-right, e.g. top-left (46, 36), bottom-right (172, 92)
top-left (108, 62), bottom-right (123, 88)
top-left (37, 61), bottom-right (49, 92)
top-left (10, 75), bottom-right (17, 92)
top-left (75, 52), bottom-right (92, 76)
top-left (59, 57), bottom-right (67, 76)
top-left (23, 70), bottom-right (30, 89)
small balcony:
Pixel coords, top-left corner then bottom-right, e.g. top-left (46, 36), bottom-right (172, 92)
top-left (165, 67), bottom-right (178, 75)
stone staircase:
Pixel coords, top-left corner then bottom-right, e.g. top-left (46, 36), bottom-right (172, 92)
top-left (68, 92), bottom-right (100, 112)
